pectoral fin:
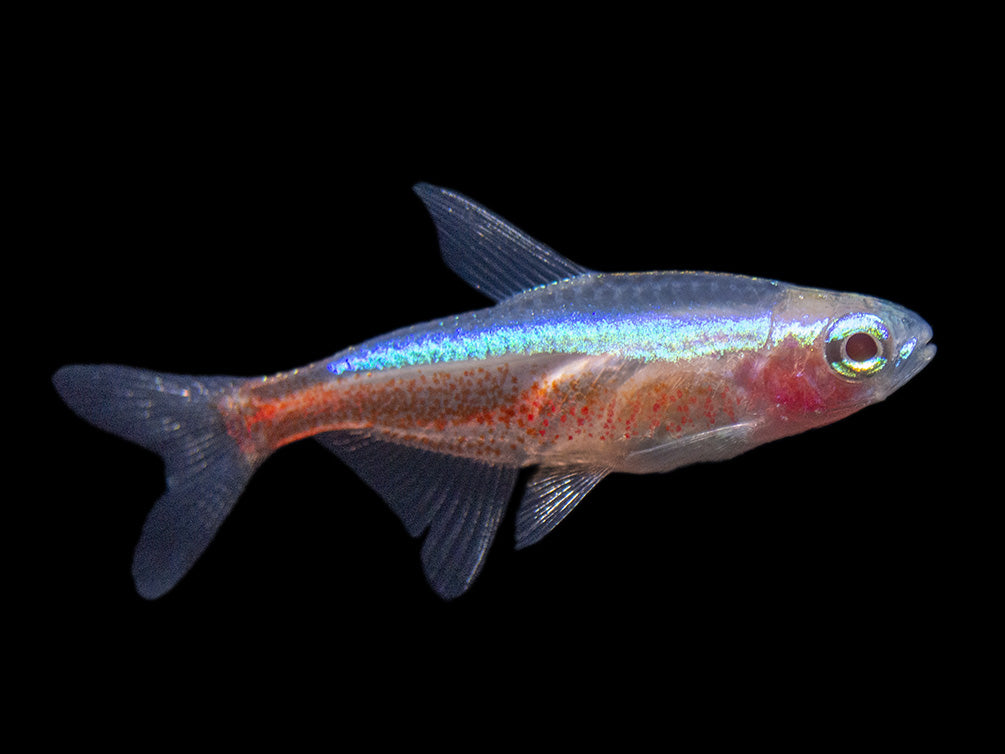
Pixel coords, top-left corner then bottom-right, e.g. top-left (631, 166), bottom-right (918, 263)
top-left (623, 421), bottom-right (760, 474)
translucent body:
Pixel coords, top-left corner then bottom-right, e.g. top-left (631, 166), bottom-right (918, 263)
top-left (234, 268), bottom-right (931, 475)
top-left (52, 184), bottom-right (936, 600)
top-left (234, 272), bottom-right (779, 466)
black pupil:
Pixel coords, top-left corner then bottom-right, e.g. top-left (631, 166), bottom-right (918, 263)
top-left (846, 332), bottom-right (878, 362)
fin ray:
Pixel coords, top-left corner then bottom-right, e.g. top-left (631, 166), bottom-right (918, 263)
top-left (317, 431), bottom-right (518, 599)
top-left (623, 421), bottom-right (760, 474)
top-left (413, 183), bottom-right (593, 302)
top-left (53, 365), bottom-right (254, 599)
top-left (515, 464), bottom-right (610, 549)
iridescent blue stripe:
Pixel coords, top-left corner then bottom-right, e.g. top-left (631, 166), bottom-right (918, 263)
top-left (329, 312), bottom-right (771, 375)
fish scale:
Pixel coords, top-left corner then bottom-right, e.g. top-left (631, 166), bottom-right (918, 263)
top-left (52, 183), bottom-right (936, 600)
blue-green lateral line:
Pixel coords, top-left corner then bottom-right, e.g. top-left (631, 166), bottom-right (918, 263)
top-left (328, 312), bottom-right (773, 375)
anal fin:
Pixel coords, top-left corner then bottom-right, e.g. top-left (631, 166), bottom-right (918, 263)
top-left (316, 431), bottom-right (518, 599)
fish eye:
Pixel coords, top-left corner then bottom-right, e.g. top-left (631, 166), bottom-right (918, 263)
top-left (825, 313), bottom-right (889, 378)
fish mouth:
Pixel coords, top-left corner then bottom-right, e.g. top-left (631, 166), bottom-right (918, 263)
top-left (895, 322), bottom-right (936, 385)
top-left (912, 341), bottom-right (937, 377)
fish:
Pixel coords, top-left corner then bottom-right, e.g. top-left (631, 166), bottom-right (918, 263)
top-left (52, 183), bottom-right (936, 600)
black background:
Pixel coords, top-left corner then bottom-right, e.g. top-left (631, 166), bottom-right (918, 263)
top-left (24, 15), bottom-right (988, 736)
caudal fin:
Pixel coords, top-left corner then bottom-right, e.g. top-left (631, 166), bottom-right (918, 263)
top-left (53, 365), bottom-right (255, 599)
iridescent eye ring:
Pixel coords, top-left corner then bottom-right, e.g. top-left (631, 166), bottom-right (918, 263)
top-left (825, 312), bottom-right (889, 378)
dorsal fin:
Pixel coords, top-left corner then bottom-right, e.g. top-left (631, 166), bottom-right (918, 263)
top-left (413, 183), bottom-right (593, 302)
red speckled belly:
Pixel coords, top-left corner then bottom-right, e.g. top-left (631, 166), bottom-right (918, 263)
top-left (225, 351), bottom-right (759, 471)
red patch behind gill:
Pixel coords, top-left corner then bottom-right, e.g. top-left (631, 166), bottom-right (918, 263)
top-left (745, 337), bottom-right (859, 420)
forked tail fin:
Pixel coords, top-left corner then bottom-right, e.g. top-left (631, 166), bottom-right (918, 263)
top-left (53, 365), bottom-right (255, 599)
